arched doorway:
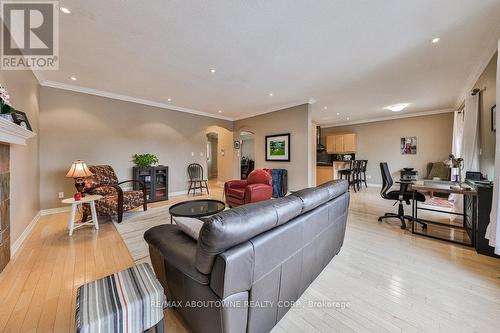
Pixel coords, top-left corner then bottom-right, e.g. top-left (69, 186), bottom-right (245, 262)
top-left (206, 132), bottom-right (218, 180)
top-left (240, 131), bottom-right (255, 179)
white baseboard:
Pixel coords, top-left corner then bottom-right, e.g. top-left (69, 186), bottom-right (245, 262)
top-left (11, 211), bottom-right (41, 256)
top-left (169, 190), bottom-right (188, 197)
top-left (40, 206), bottom-right (70, 216)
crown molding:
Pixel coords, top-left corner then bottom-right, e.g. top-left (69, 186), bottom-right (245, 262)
top-left (233, 101), bottom-right (311, 121)
top-left (39, 80), bottom-right (234, 121)
top-left (319, 108), bottom-right (455, 128)
top-left (455, 26), bottom-right (500, 108)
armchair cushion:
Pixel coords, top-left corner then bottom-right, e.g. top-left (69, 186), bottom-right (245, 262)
top-left (247, 169), bottom-right (272, 185)
top-left (91, 190), bottom-right (144, 217)
top-left (225, 180), bottom-right (248, 189)
top-left (84, 165), bottom-right (119, 188)
top-left (89, 185), bottom-right (117, 196)
top-left (245, 183), bottom-right (273, 203)
top-left (227, 187), bottom-right (246, 200)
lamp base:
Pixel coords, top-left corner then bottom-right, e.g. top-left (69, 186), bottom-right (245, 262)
top-left (75, 178), bottom-right (86, 197)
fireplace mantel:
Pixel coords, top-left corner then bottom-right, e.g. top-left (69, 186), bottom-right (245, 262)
top-left (0, 116), bottom-right (36, 145)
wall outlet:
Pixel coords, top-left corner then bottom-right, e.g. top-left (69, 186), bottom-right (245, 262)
top-left (58, 192), bottom-right (64, 199)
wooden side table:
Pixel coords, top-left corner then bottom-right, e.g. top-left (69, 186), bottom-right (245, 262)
top-left (61, 194), bottom-right (102, 236)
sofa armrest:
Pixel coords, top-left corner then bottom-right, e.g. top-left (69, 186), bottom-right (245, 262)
top-left (144, 224), bottom-right (209, 285)
top-left (225, 180), bottom-right (248, 189)
top-left (245, 183), bottom-right (273, 203)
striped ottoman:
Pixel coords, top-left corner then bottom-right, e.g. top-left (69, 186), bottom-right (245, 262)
top-left (76, 263), bottom-right (164, 333)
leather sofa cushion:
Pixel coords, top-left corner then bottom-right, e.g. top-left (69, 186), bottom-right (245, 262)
top-left (144, 224), bottom-right (209, 285)
top-left (317, 180), bottom-right (349, 201)
top-left (196, 196), bottom-right (303, 274)
top-left (291, 186), bottom-right (331, 213)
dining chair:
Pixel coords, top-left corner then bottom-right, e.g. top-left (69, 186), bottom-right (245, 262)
top-left (187, 163), bottom-right (209, 196)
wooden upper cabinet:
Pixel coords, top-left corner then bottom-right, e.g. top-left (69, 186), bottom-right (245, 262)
top-left (326, 135), bottom-right (335, 153)
top-left (343, 133), bottom-right (357, 152)
top-left (326, 133), bottom-right (357, 153)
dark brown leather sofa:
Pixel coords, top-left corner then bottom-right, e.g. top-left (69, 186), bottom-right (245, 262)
top-left (144, 180), bottom-right (349, 333)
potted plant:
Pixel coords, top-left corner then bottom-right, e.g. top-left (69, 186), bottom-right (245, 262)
top-left (132, 153), bottom-right (159, 169)
top-left (0, 84), bottom-right (16, 121)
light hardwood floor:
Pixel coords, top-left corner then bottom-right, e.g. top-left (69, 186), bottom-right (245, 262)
top-left (0, 184), bottom-right (499, 332)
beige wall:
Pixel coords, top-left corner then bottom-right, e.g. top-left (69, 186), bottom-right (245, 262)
top-left (0, 70), bottom-right (40, 244)
top-left (39, 87), bottom-right (232, 209)
top-left (241, 138), bottom-right (255, 160)
top-left (474, 52), bottom-right (497, 180)
top-left (205, 125), bottom-right (234, 184)
top-left (321, 112), bottom-right (454, 184)
top-left (234, 104), bottom-right (312, 191)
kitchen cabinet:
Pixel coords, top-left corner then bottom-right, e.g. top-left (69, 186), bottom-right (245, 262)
top-left (316, 166), bottom-right (333, 185)
top-left (326, 133), bottom-right (357, 153)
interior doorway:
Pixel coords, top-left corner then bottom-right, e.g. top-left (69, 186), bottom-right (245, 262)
top-left (240, 131), bottom-right (255, 179)
top-left (206, 132), bottom-right (218, 180)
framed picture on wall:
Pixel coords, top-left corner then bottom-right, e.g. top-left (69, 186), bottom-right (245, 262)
top-left (400, 137), bottom-right (417, 155)
top-left (11, 111), bottom-right (32, 131)
top-left (491, 105), bottom-right (496, 132)
top-left (265, 133), bottom-right (290, 161)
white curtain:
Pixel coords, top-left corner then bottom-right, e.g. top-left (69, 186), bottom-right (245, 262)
top-left (450, 111), bottom-right (464, 213)
top-left (462, 94), bottom-right (480, 173)
top-left (486, 42), bottom-right (500, 254)
top-left (452, 111), bottom-right (464, 180)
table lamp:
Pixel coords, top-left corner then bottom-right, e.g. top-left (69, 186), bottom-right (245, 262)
top-left (65, 160), bottom-right (93, 195)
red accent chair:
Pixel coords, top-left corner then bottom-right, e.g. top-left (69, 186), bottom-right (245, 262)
top-left (225, 169), bottom-right (273, 207)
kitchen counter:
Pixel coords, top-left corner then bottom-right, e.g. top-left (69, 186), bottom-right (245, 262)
top-left (316, 161), bottom-right (352, 185)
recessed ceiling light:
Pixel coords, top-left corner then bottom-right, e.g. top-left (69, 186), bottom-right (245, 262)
top-left (60, 7), bottom-right (71, 14)
top-left (431, 37), bottom-right (440, 44)
top-left (210, 69), bottom-right (216, 73)
top-left (323, 106), bottom-right (328, 110)
top-left (386, 103), bottom-right (409, 112)
top-left (268, 92), bottom-right (273, 97)
top-left (167, 98), bottom-right (172, 102)
top-left (70, 76), bottom-right (77, 81)
top-left (336, 112), bottom-right (340, 116)
top-left (346, 117), bottom-right (350, 120)
top-left (218, 110), bottom-right (222, 113)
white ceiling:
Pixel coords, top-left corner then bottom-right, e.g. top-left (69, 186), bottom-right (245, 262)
top-left (37, 0), bottom-right (500, 124)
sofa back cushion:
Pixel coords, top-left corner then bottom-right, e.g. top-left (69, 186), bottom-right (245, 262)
top-left (246, 169), bottom-right (272, 186)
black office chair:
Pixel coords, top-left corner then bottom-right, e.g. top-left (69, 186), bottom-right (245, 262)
top-left (187, 163), bottom-right (209, 196)
top-left (378, 162), bottom-right (426, 230)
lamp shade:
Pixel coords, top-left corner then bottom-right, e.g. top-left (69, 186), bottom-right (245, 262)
top-left (65, 160), bottom-right (93, 178)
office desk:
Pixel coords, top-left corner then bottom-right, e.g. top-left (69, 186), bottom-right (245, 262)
top-left (410, 181), bottom-right (477, 247)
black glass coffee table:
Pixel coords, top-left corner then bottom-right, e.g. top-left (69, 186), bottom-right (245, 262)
top-left (169, 199), bottom-right (226, 223)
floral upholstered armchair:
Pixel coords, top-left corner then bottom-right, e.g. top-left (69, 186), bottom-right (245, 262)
top-left (82, 165), bottom-right (147, 223)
